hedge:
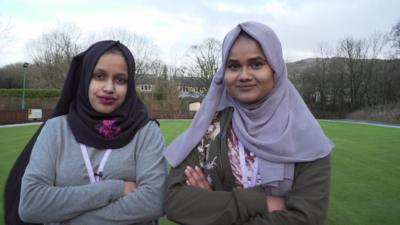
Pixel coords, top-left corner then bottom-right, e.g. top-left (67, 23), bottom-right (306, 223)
top-left (0, 89), bottom-right (60, 97)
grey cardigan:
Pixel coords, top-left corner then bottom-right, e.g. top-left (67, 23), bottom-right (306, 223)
top-left (19, 115), bottom-right (167, 225)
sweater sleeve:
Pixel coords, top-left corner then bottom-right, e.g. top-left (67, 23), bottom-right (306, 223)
top-left (19, 120), bottom-right (125, 224)
top-left (238, 155), bottom-right (331, 225)
top-left (164, 148), bottom-right (267, 225)
top-left (67, 121), bottom-right (167, 225)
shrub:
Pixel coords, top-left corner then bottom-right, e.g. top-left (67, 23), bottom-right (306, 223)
top-left (347, 103), bottom-right (400, 123)
top-left (0, 89), bottom-right (60, 98)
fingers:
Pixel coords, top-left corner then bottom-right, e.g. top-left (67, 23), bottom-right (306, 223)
top-left (131, 181), bottom-right (137, 190)
top-left (194, 166), bottom-right (211, 190)
top-left (184, 167), bottom-right (193, 185)
top-left (266, 196), bottom-right (286, 213)
top-left (185, 166), bottom-right (211, 191)
top-left (185, 166), bottom-right (199, 186)
top-left (123, 181), bottom-right (136, 195)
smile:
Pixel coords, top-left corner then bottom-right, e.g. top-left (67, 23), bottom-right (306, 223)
top-left (236, 85), bottom-right (256, 90)
top-left (98, 96), bottom-right (116, 105)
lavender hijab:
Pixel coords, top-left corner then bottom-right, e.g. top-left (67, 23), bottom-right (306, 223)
top-left (165, 21), bottom-right (333, 193)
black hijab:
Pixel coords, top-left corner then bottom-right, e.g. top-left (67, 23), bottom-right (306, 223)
top-left (4, 40), bottom-right (150, 225)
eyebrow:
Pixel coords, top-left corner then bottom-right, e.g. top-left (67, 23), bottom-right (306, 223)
top-left (115, 73), bottom-right (128, 78)
top-left (93, 69), bottom-right (128, 76)
top-left (93, 68), bottom-right (106, 73)
top-left (227, 56), bottom-right (267, 62)
top-left (248, 56), bottom-right (267, 61)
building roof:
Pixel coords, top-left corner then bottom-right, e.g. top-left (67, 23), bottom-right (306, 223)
top-left (135, 74), bottom-right (159, 85)
top-left (136, 75), bottom-right (207, 88)
top-left (171, 76), bottom-right (205, 87)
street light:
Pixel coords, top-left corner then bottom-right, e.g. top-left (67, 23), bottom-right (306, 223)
top-left (21, 62), bottom-right (29, 110)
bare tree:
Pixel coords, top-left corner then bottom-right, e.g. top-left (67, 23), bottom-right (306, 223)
top-left (27, 23), bottom-right (81, 88)
top-left (0, 63), bottom-right (23, 88)
top-left (153, 79), bottom-right (184, 117)
top-left (337, 37), bottom-right (371, 109)
top-left (389, 20), bottom-right (400, 57)
top-left (143, 60), bottom-right (185, 80)
top-left (0, 18), bottom-right (12, 63)
top-left (312, 43), bottom-right (334, 111)
top-left (363, 33), bottom-right (387, 106)
top-left (146, 59), bottom-right (165, 78)
top-left (186, 38), bottom-right (221, 92)
top-left (86, 28), bottom-right (161, 80)
top-left (314, 34), bottom-right (389, 111)
top-left (327, 57), bottom-right (347, 112)
top-left (289, 27), bottom-right (399, 114)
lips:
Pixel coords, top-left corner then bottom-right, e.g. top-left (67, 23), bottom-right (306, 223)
top-left (236, 85), bottom-right (256, 91)
top-left (98, 96), bottom-right (116, 105)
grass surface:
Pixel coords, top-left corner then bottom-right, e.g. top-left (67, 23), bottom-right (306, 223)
top-left (321, 121), bottom-right (400, 225)
top-left (1, 120), bottom-right (399, 225)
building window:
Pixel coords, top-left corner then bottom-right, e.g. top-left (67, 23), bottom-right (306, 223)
top-left (140, 84), bottom-right (152, 91)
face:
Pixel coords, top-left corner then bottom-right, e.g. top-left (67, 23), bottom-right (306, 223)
top-left (88, 52), bottom-right (128, 114)
top-left (224, 35), bottom-right (274, 104)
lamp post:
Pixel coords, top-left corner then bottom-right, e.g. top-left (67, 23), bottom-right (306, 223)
top-left (21, 62), bottom-right (29, 110)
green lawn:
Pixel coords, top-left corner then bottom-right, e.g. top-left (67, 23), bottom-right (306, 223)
top-left (1, 120), bottom-right (399, 225)
top-left (321, 121), bottom-right (400, 225)
top-left (0, 125), bottom-right (41, 225)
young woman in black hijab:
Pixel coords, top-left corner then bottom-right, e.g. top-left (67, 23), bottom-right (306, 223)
top-left (4, 40), bottom-right (167, 225)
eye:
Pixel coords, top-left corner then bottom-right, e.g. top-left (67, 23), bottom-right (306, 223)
top-left (226, 62), bottom-right (240, 71)
top-left (251, 61), bottom-right (264, 69)
top-left (92, 72), bottom-right (105, 81)
top-left (115, 77), bottom-right (128, 85)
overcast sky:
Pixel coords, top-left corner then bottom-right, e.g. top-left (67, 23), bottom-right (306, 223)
top-left (0, 0), bottom-right (399, 67)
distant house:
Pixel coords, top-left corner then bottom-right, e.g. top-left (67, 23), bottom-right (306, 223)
top-left (189, 102), bottom-right (201, 111)
top-left (135, 75), bottom-right (206, 99)
top-left (171, 76), bottom-right (206, 98)
top-left (310, 87), bottom-right (351, 105)
top-left (135, 74), bottom-right (158, 93)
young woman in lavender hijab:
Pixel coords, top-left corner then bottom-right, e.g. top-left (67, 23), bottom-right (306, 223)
top-left (164, 21), bottom-right (334, 225)
top-left (4, 40), bottom-right (166, 225)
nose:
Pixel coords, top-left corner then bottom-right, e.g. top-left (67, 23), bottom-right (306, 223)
top-left (238, 67), bottom-right (252, 81)
top-left (103, 79), bottom-right (115, 93)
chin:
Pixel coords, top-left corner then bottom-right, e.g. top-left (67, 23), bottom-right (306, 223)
top-left (94, 107), bottom-right (115, 114)
top-left (235, 95), bottom-right (257, 104)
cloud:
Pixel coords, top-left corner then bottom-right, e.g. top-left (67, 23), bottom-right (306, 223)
top-left (0, 0), bottom-right (399, 66)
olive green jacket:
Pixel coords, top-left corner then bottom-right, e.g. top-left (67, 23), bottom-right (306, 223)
top-left (165, 108), bottom-right (331, 225)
